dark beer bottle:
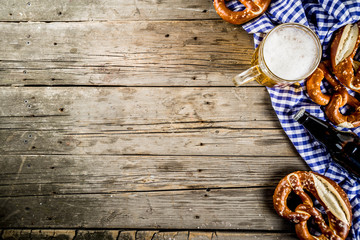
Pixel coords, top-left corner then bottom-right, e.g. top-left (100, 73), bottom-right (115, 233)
top-left (294, 108), bottom-right (360, 178)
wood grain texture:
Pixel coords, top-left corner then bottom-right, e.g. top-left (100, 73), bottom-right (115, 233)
top-left (0, 21), bottom-right (254, 87)
top-left (0, 87), bottom-right (277, 122)
top-left (0, 128), bottom-right (297, 156)
top-left (2, 229), bottom-right (31, 240)
top-left (213, 232), bottom-right (298, 240)
top-left (152, 231), bottom-right (188, 240)
top-left (0, 0), bottom-right (219, 22)
top-left (0, 230), bottom-right (298, 240)
top-left (75, 230), bottom-right (119, 240)
top-left (0, 155), bottom-right (308, 196)
top-left (134, 231), bottom-right (159, 240)
top-left (0, 87), bottom-right (299, 156)
top-left (188, 232), bottom-right (213, 240)
top-left (0, 87), bottom-right (277, 126)
top-left (0, 188), bottom-right (293, 231)
top-left (0, 0), bottom-right (307, 236)
top-left (118, 231), bottom-right (136, 240)
top-left (1, 230), bottom-right (115, 240)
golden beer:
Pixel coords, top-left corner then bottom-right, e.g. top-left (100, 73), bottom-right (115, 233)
top-left (234, 23), bottom-right (322, 88)
top-left (249, 46), bottom-right (278, 87)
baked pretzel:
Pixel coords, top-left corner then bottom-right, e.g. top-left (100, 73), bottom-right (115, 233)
top-left (331, 23), bottom-right (360, 93)
top-left (325, 93), bottom-right (360, 128)
top-left (273, 171), bottom-right (352, 240)
top-left (306, 61), bottom-right (360, 128)
top-left (306, 61), bottom-right (348, 106)
top-left (213, 0), bottom-right (271, 25)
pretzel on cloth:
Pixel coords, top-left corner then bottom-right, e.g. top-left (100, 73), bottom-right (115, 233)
top-left (213, 0), bottom-right (271, 25)
top-left (306, 61), bottom-right (360, 128)
top-left (325, 93), bottom-right (360, 128)
top-left (306, 61), bottom-right (348, 106)
top-left (273, 171), bottom-right (352, 240)
top-left (331, 23), bottom-right (360, 93)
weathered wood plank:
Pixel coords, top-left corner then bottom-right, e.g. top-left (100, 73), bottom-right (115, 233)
top-left (0, 230), bottom-right (299, 240)
top-left (135, 231), bottom-right (158, 240)
top-left (0, 188), bottom-right (292, 231)
top-left (0, 0), bottom-right (303, 236)
top-left (188, 232), bottom-right (213, 240)
top-left (152, 231), bottom-right (188, 240)
top-left (0, 87), bottom-right (298, 156)
top-left (1, 229), bottom-right (107, 240)
top-left (0, 155), bottom-right (307, 196)
top-left (0, 87), bottom-right (277, 123)
top-left (53, 230), bottom-right (76, 240)
top-left (75, 230), bottom-right (119, 240)
top-left (119, 231), bottom-right (136, 240)
top-left (0, 128), bottom-right (297, 156)
top-left (0, 21), bottom-right (254, 86)
top-left (28, 230), bottom-right (55, 240)
top-left (213, 232), bottom-right (298, 240)
top-left (0, 0), bottom-right (220, 21)
top-left (1, 229), bottom-right (31, 240)
top-left (0, 86), bottom-right (278, 128)
top-left (0, 117), bottom-right (279, 131)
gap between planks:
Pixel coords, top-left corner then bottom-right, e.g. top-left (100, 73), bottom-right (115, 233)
top-left (0, 19), bottom-right (223, 23)
top-left (0, 186), bottom-right (280, 199)
top-left (1, 85), bottom-right (263, 88)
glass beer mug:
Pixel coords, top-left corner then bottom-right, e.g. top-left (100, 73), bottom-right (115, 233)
top-left (234, 23), bottom-right (322, 88)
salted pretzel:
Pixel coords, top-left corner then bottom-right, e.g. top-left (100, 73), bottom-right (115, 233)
top-left (213, 0), bottom-right (271, 25)
top-left (306, 61), bottom-right (360, 128)
top-left (331, 23), bottom-right (360, 93)
top-left (273, 171), bottom-right (352, 240)
top-left (325, 93), bottom-right (360, 128)
top-left (306, 61), bottom-right (348, 106)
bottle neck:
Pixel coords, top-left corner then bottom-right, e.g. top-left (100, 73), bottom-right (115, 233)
top-left (295, 109), bottom-right (360, 177)
top-left (297, 111), bottom-right (341, 150)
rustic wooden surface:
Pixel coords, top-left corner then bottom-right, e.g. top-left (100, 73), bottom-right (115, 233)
top-left (0, 230), bottom-right (298, 240)
top-left (0, 0), bottom-right (308, 239)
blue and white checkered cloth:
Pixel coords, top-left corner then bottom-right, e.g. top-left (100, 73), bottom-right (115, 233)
top-left (224, 0), bottom-right (360, 238)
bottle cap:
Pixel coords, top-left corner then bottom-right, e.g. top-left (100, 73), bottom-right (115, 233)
top-left (293, 108), bottom-right (306, 122)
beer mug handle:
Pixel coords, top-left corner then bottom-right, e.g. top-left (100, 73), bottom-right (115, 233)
top-left (233, 65), bottom-right (261, 86)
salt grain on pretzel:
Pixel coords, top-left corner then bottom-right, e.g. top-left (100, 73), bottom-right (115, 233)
top-left (213, 0), bottom-right (271, 25)
top-left (273, 171), bottom-right (352, 240)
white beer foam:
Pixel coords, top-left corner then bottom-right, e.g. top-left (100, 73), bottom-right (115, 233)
top-left (263, 27), bottom-right (318, 80)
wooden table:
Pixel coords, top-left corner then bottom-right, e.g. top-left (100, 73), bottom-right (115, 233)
top-left (0, 1), bottom-right (309, 239)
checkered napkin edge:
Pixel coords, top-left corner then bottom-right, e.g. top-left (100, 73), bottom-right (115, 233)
top-left (224, 0), bottom-right (360, 239)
